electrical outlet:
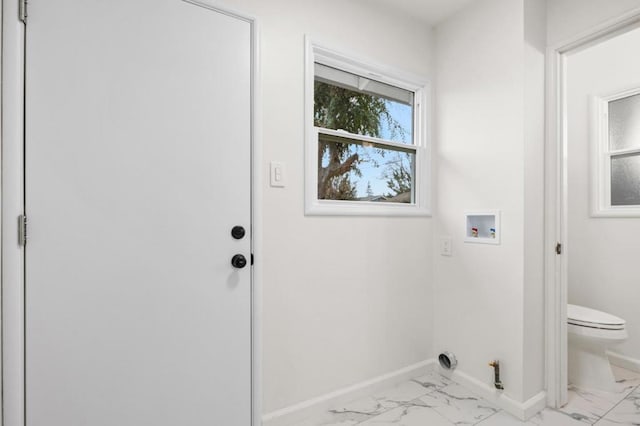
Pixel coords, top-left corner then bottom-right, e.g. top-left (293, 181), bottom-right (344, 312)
top-left (440, 237), bottom-right (452, 256)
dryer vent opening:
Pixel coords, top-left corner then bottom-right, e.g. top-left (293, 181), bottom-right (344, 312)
top-left (438, 352), bottom-right (457, 370)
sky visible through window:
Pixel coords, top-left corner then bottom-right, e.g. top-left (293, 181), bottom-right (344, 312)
top-left (353, 100), bottom-right (413, 198)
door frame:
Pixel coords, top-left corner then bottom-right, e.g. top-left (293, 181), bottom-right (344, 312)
top-left (544, 7), bottom-right (640, 409)
top-left (0, 1), bottom-right (263, 425)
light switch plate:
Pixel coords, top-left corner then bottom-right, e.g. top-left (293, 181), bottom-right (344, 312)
top-left (270, 161), bottom-right (285, 187)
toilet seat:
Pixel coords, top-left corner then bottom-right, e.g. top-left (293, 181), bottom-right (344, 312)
top-left (567, 304), bottom-right (625, 330)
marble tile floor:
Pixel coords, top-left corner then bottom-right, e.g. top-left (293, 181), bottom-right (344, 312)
top-left (295, 366), bottom-right (640, 426)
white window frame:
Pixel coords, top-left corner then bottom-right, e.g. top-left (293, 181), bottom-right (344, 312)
top-left (304, 37), bottom-right (431, 216)
top-left (591, 87), bottom-right (640, 217)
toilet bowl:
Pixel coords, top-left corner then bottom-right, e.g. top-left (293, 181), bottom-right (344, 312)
top-left (567, 304), bottom-right (627, 391)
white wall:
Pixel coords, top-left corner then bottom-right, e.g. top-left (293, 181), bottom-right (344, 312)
top-left (566, 26), bottom-right (640, 363)
top-left (434, 0), bottom-right (546, 403)
top-left (547, 0), bottom-right (640, 46)
top-left (223, 0), bottom-right (435, 415)
top-left (523, 0), bottom-right (546, 400)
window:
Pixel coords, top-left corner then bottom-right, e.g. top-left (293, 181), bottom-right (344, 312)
top-left (592, 88), bottom-right (640, 216)
top-left (305, 40), bottom-right (430, 216)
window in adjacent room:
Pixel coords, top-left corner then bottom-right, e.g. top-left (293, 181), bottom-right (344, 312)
top-left (592, 88), bottom-right (640, 216)
top-left (305, 40), bottom-right (430, 216)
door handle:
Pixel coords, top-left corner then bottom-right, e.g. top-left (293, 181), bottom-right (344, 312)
top-left (231, 254), bottom-right (247, 269)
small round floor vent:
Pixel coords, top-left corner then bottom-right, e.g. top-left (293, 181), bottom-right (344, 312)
top-left (438, 351), bottom-right (457, 370)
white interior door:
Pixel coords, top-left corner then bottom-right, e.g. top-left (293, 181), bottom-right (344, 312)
top-left (25, 1), bottom-right (252, 425)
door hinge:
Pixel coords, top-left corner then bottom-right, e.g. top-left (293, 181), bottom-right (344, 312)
top-left (18, 214), bottom-right (28, 246)
top-left (19, 0), bottom-right (27, 24)
top-left (555, 242), bottom-right (562, 255)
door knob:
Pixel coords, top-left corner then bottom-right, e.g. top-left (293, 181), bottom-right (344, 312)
top-left (231, 226), bottom-right (246, 240)
top-left (231, 254), bottom-right (247, 269)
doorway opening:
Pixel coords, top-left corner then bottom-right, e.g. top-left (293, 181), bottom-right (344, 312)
top-left (546, 8), bottom-right (640, 412)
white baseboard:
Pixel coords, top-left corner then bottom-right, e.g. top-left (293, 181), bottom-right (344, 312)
top-left (261, 360), bottom-right (548, 425)
top-left (261, 359), bottom-right (437, 426)
top-left (607, 350), bottom-right (640, 373)
top-left (441, 368), bottom-right (547, 421)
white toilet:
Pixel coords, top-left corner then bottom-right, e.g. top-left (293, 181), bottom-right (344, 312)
top-left (567, 304), bottom-right (627, 391)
